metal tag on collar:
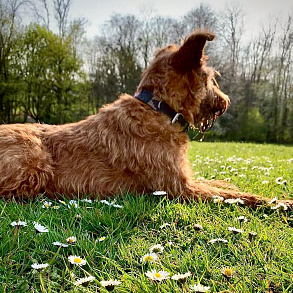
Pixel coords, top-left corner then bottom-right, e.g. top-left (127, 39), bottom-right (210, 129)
top-left (172, 113), bottom-right (183, 124)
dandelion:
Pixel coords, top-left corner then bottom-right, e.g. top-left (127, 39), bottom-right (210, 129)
top-left (213, 195), bottom-right (224, 203)
top-left (153, 191), bottom-right (167, 196)
top-left (68, 255), bottom-right (86, 266)
top-left (74, 276), bottom-right (96, 286)
top-left (11, 221), bottom-right (27, 227)
top-left (42, 201), bottom-right (52, 208)
top-left (100, 280), bottom-right (121, 291)
top-left (31, 263), bottom-right (49, 270)
top-left (221, 267), bottom-right (234, 280)
top-left (99, 236), bottom-right (106, 242)
top-left (141, 253), bottom-right (158, 263)
top-left (171, 272), bottom-right (191, 283)
top-left (208, 238), bottom-right (228, 244)
top-left (53, 241), bottom-right (69, 247)
top-left (228, 227), bottom-right (243, 234)
top-left (190, 283), bottom-right (211, 292)
top-left (145, 269), bottom-right (170, 281)
top-left (224, 198), bottom-right (244, 205)
top-left (33, 222), bottom-right (49, 233)
top-left (66, 236), bottom-right (77, 244)
top-left (149, 244), bottom-right (164, 254)
top-left (235, 216), bottom-right (248, 223)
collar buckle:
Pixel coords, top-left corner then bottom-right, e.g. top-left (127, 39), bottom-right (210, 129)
top-left (171, 113), bottom-right (183, 124)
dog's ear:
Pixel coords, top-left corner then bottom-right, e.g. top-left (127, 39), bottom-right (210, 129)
top-left (171, 31), bottom-right (215, 71)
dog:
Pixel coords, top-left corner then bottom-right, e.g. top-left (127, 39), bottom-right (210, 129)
top-left (0, 30), bottom-right (292, 208)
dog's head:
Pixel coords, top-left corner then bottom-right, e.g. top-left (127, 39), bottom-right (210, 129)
top-left (137, 30), bottom-right (230, 132)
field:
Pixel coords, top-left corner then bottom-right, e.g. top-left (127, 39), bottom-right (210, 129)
top-left (1, 142), bottom-right (293, 292)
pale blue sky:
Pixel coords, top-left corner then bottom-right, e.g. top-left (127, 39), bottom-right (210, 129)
top-left (70, 0), bottom-right (293, 38)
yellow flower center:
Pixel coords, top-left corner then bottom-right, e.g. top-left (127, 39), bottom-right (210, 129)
top-left (154, 273), bottom-right (161, 278)
top-left (224, 268), bottom-right (233, 277)
top-left (74, 258), bottom-right (82, 263)
top-left (45, 204), bottom-right (50, 207)
top-left (145, 256), bottom-right (153, 261)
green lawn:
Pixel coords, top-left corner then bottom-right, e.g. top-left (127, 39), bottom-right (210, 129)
top-left (1, 142), bottom-right (293, 292)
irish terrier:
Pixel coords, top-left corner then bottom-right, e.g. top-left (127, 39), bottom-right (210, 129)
top-left (0, 30), bottom-right (292, 208)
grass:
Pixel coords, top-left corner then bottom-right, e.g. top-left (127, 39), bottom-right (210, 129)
top-left (1, 142), bottom-right (293, 292)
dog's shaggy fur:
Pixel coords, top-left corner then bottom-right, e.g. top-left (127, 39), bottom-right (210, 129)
top-left (0, 30), bottom-right (292, 207)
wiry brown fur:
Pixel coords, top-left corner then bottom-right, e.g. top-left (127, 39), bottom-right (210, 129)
top-left (0, 30), bottom-right (292, 207)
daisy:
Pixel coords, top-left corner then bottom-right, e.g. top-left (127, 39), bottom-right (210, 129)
top-left (153, 191), bottom-right (167, 196)
top-left (141, 253), bottom-right (158, 263)
top-left (193, 224), bottom-right (203, 231)
top-left (59, 200), bottom-right (67, 205)
top-left (66, 236), bottom-right (77, 244)
top-left (33, 222), bottom-right (49, 233)
top-left (208, 238), bottom-right (228, 244)
top-left (68, 200), bottom-right (78, 208)
top-left (112, 203), bottom-right (123, 208)
top-left (248, 231), bottom-right (258, 240)
top-left (228, 227), bottom-right (243, 234)
top-left (149, 244), bottom-right (164, 254)
top-left (271, 202), bottom-right (288, 211)
top-left (145, 269), bottom-right (170, 281)
top-left (68, 255), bottom-right (86, 266)
top-left (52, 205), bottom-right (60, 209)
top-left (212, 195), bottom-right (224, 203)
top-left (31, 263), bottom-right (49, 270)
top-left (160, 223), bottom-right (171, 229)
top-left (100, 199), bottom-right (110, 205)
top-left (11, 221), bottom-right (27, 227)
top-left (224, 198), bottom-right (244, 205)
top-left (221, 267), bottom-right (234, 279)
top-left (275, 177), bottom-right (287, 185)
top-left (171, 271), bottom-right (191, 283)
top-left (99, 236), bottom-right (106, 242)
top-left (74, 276), bottom-right (95, 286)
top-left (235, 216), bottom-right (248, 223)
top-left (262, 180), bottom-right (269, 184)
top-left (81, 199), bottom-right (93, 203)
top-left (42, 201), bottom-right (52, 208)
top-left (53, 241), bottom-right (69, 247)
top-left (190, 283), bottom-right (210, 292)
top-left (268, 197), bottom-right (278, 204)
top-left (100, 280), bottom-right (121, 291)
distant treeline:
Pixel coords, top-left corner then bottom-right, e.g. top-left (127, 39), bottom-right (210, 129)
top-left (1, 0), bottom-right (293, 143)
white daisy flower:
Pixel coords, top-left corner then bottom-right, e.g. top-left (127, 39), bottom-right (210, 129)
top-left (171, 271), bottom-right (191, 283)
top-left (141, 253), bottom-right (158, 263)
top-left (99, 236), bottom-right (106, 242)
top-left (52, 205), bottom-right (60, 209)
top-left (271, 202), bottom-right (288, 211)
top-left (235, 216), bottom-right (248, 223)
top-left (42, 201), bottom-right (52, 208)
top-left (68, 255), bottom-right (86, 266)
top-left (31, 263), bottom-right (49, 270)
top-left (228, 226), bottom-right (243, 234)
top-left (145, 269), bottom-right (170, 281)
top-left (221, 267), bottom-right (234, 279)
top-left (262, 180), bottom-right (269, 184)
top-left (268, 197), bottom-right (278, 204)
top-left (66, 236), bottom-right (77, 244)
top-left (100, 280), bottom-right (121, 291)
top-left (190, 283), bottom-right (210, 292)
top-left (248, 231), bottom-right (258, 240)
top-left (153, 191), bottom-right (167, 196)
top-left (11, 221), bottom-right (27, 227)
top-left (81, 199), bottom-right (93, 203)
top-left (149, 244), bottom-right (164, 254)
top-left (74, 276), bottom-right (95, 286)
top-left (212, 195), bottom-right (224, 203)
top-left (112, 203), bottom-right (123, 208)
top-left (52, 241), bottom-right (69, 247)
top-left (208, 238), bottom-right (228, 244)
top-left (275, 177), bottom-right (287, 185)
top-left (33, 222), bottom-right (49, 233)
top-left (100, 199), bottom-right (110, 205)
top-left (59, 200), bottom-right (66, 205)
top-left (160, 223), bottom-right (171, 229)
top-left (68, 200), bottom-right (78, 208)
top-left (224, 198), bottom-right (244, 205)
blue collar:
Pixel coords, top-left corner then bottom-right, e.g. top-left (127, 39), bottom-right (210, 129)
top-left (134, 88), bottom-right (189, 132)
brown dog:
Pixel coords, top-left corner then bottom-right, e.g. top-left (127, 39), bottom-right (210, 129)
top-left (0, 30), bottom-right (292, 207)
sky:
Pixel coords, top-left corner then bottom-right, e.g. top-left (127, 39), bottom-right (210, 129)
top-left (70, 0), bottom-right (293, 38)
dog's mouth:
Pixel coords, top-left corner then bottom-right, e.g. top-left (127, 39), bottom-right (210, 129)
top-left (193, 88), bottom-right (230, 133)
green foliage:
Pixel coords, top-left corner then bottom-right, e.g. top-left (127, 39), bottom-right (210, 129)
top-left (1, 142), bottom-right (293, 292)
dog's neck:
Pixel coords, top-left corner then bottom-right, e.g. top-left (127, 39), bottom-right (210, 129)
top-left (134, 88), bottom-right (189, 132)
